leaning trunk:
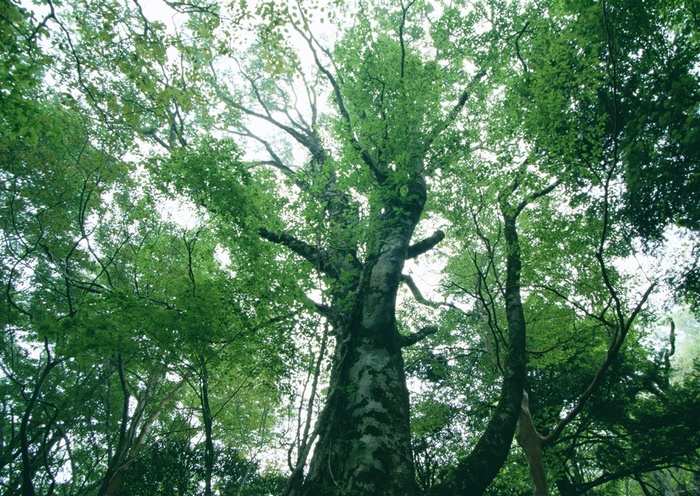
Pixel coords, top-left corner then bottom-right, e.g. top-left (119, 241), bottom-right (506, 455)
top-left (516, 391), bottom-right (548, 496)
top-left (431, 204), bottom-right (528, 495)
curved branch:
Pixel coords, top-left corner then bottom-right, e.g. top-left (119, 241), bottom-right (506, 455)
top-left (543, 282), bottom-right (657, 446)
top-left (230, 126), bottom-right (296, 177)
top-left (516, 179), bottom-right (562, 216)
top-left (220, 92), bottom-right (324, 159)
top-left (401, 274), bottom-right (460, 313)
top-left (514, 21), bottom-right (530, 73)
top-left (422, 69), bottom-right (487, 153)
top-left (516, 391), bottom-right (548, 496)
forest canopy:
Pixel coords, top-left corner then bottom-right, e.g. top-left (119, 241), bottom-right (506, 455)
top-left (2, 0), bottom-right (700, 495)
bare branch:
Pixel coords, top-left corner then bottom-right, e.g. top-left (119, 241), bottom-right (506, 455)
top-left (289, 12), bottom-right (384, 182)
top-left (402, 274), bottom-right (440, 309)
top-left (229, 126), bottom-right (296, 177)
top-left (536, 284), bottom-right (615, 329)
top-left (220, 91), bottom-right (323, 156)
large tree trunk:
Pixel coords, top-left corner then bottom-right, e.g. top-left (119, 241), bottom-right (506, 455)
top-left (299, 316), bottom-right (417, 495)
top-left (294, 177), bottom-right (428, 496)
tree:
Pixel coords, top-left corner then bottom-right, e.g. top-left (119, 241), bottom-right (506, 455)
top-left (4, 0), bottom-right (700, 495)
top-left (1, 5), bottom-right (294, 493)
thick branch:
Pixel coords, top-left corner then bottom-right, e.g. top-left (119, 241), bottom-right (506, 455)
top-left (664, 319), bottom-right (676, 373)
top-left (406, 230), bottom-right (445, 259)
top-left (259, 228), bottom-right (337, 278)
top-left (516, 179), bottom-right (562, 216)
top-left (400, 325), bottom-right (439, 347)
top-left (304, 295), bottom-right (332, 317)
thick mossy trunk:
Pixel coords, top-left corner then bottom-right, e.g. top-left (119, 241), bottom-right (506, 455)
top-left (299, 238), bottom-right (419, 495)
top-left (299, 332), bottom-right (417, 495)
top-left (296, 178), bottom-right (426, 496)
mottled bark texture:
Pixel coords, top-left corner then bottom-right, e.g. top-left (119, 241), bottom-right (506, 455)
top-left (295, 176), bottom-right (430, 496)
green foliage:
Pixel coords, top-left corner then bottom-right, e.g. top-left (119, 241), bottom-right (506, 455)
top-left (4, 0), bottom-right (700, 495)
top-left (333, 31), bottom-right (443, 167)
top-left (117, 436), bottom-right (201, 496)
top-left (117, 439), bottom-right (287, 496)
top-left (1, 29), bottom-right (293, 491)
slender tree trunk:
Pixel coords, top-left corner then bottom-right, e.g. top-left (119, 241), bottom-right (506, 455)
top-left (20, 355), bottom-right (60, 496)
top-left (430, 195), bottom-right (533, 495)
top-left (98, 355), bottom-right (134, 496)
top-left (99, 360), bottom-right (182, 496)
top-left (201, 359), bottom-right (215, 496)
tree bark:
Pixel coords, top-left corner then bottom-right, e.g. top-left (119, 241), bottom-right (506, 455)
top-left (516, 391), bottom-right (548, 496)
top-left (430, 205), bottom-right (528, 496)
top-left (201, 359), bottom-right (215, 496)
top-left (290, 176), bottom-right (429, 496)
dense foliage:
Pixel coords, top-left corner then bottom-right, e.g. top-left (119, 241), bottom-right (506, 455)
top-left (2, 0), bottom-right (699, 495)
